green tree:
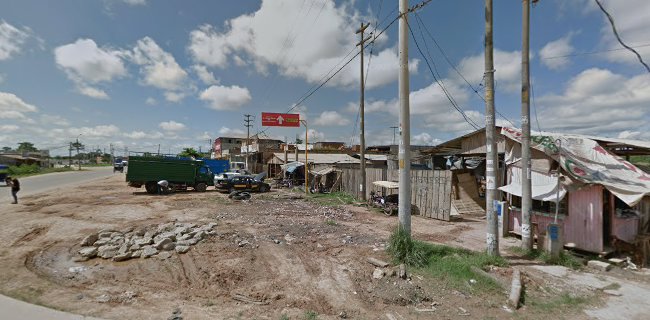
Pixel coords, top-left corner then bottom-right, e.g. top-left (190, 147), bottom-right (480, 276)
top-left (1, 146), bottom-right (11, 152)
top-left (17, 142), bottom-right (38, 152)
top-left (179, 148), bottom-right (201, 158)
top-left (295, 138), bottom-right (303, 144)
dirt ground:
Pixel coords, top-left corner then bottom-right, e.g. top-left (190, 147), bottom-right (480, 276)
top-left (0, 174), bottom-right (642, 319)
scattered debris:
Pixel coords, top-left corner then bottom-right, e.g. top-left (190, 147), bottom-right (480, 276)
top-left (457, 307), bottom-right (470, 316)
top-left (68, 266), bottom-right (87, 273)
top-left (373, 268), bottom-right (385, 280)
top-left (168, 308), bottom-right (183, 320)
top-left (508, 269), bottom-right (522, 309)
top-left (603, 289), bottom-right (623, 296)
top-left (588, 260), bottom-right (612, 272)
top-left (367, 257), bottom-right (390, 268)
top-left (398, 264), bottom-right (407, 279)
top-left (230, 293), bottom-right (268, 305)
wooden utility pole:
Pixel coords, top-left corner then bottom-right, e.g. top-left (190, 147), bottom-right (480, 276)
top-left (244, 114), bottom-right (253, 170)
top-left (398, 0), bottom-right (412, 235)
top-left (356, 22), bottom-right (371, 201)
top-left (521, 0), bottom-right (533, 250)
top-left (485, 0), bottom-right (499, 256)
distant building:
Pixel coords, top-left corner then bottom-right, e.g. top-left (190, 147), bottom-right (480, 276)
top-left (212, 137), bottom-right (244, 159)
top-left (314, 142), bottom-right (346, 150)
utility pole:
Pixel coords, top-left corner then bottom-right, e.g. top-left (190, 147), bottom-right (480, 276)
top-left (157, 144), bottom-right (161, 155)
top-left (390, 126), bottom-right (398, 145)
top-left (244, 114), bottom-right (253, 170)
top-left (398, 0), bottom-right (412, 236)
top-left (357, 22), bottom-right (371, 201)
top-left (69, 142), bottom-right (72, 167)
top-left (76, 137), bottom-right (82, 171)
top-left (521, 0), bottom-right (533, 250)
top-left (485, 0), bottom-right (499, 256)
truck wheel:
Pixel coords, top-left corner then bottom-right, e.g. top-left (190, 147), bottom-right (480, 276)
top-left (195, 183), bottom-right (207, 192)
top-left (145, 182), bottom-right (158, 194)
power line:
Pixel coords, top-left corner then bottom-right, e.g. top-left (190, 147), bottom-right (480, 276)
top-left (594, 0), bottom-right (650, 73)
top-left (541, 43), bottom-right (650, 60)
top-left (413, 12), bottom-right (516, 128)
top-left (406, 17), bottom-right (480, 130)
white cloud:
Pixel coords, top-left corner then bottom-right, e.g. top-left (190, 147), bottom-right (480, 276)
top-left (199, 84), bottom-right (251, 110)
top-left (192, 64), bottom-right (219, 85)
top-left (187, 0), bottom-right (416, 89)
top-left (313, 111), bottom-right (350, 126)
top-left (0, 20), bottom-right (31, 60)
top-left (40, 114), bottom-right (70, 127)
top-left (159, 120), bottom-right (186, 132)
top-left (122, 0), bottom-right (146, 5)
top-left (456, 49), bottom-right (524, 92)
top-left (78, 86), bottom-right (109, 99)
top-left (218, 126), bottom-right (245, 137)
top-left (68, 125), bottom-right (121, 138)
top-left (145, 97), bottom-right (156, 105)
top-left (537, 68), bottom-right (650, 136)
top-left (539, 34), bottom-right (575, 70)
top-left (128, 37), bottom-right (188, 96)
top-left (0, 92), bottom-right (38, 120)
top-left (54, 38), bottom-right (127, 99)
top-left (307, 129), bottom-right (325, 141)
top-left (0, 125), bottom-right (19, 132)
top-left (123, 130), bottom-right (163, 139)
top-left (164, 91), bottom-right (185, 103)
top-left (412, 133), bottom-right (442, 146)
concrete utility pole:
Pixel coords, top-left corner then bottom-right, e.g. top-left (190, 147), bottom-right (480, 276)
top-left (356, 22), bottom-right (371, 201)
top-left (398, 0), bottom-right (412, 235)
top-left (69, 142), bottom-right (72, 167)
top-left (76, 137), bottom-right (82, 171)
top-left (244, 114), bottom-right (253, 170)
top-left (485, 0), bottom-right (499, 256)
top-left (521, 0), bottom-right (533, 250)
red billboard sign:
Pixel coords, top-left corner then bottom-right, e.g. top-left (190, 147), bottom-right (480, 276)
top-left (261, 112), bottom-right (300, 127)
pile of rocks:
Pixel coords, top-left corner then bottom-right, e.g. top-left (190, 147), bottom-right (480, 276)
top-left (77, 222), bottom-right (217, 262)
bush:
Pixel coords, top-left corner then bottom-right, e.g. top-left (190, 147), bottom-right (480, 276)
top-left (8, 164), bottom-right (40, 175)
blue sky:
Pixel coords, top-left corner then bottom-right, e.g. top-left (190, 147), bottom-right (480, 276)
top-left (1, 0), bottom-right (649, 156)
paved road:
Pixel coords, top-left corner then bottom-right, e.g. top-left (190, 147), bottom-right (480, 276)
top-left (0, 167), bottom-right (113, 320)
top-left (1, 166), bottom-right (115, 204)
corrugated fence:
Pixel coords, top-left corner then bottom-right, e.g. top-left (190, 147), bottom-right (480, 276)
top-left (338, 168), bottom-right (453, 221)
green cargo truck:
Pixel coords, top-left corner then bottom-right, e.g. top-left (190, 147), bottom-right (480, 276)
top-left (126, 156), bottom-right (214, 193)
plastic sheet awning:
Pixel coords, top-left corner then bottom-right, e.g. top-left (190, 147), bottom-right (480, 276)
top-left (498, 166), bottom-right (566, 202)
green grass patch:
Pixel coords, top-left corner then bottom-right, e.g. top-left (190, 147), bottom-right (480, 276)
top-left (630, 155), bottom-right (650, 166)
top-left (279, 315), bottom-right (289, 320)
top-left (325, 219), bottom-right (337, 226)
top-left (6, 164), bottom-right (73, 178)
top-left (509, 247), bottom-right (583, 270)
top-left (307, 192), bottom-right (355, 206)
top-left (303, 310), bottom-right (318, 320)
top-left (387, 227), bottom-right (508, 292)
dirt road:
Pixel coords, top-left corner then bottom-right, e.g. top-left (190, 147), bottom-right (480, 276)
top-left (0, 173), bottom-right (648, 319)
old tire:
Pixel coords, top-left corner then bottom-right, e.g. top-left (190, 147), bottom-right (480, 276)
top-left (145, 182), bottom-right (158, 194)
top-left (259, 185), bottom-right (269, 193)
top-left (195, 182), bottom-right (207, 192)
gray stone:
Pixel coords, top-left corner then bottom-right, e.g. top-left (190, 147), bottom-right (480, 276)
top-left (207, 222), bottom-right (217, 229)
top-left (604, 289), bottom-right (622, 296)
top-left (79, 247), bottom-right (98, 258)
top-left (157, 222), bottom-right (174, 234)
top-left (96, 294), bottom-right (111, 303)
top-left (131, 250), bottom-right (142, 258)
top-left (154, 238), bottom-right (172, 250)
top-left (188, 238), bottom-right (200, 245)
top-left (372, 268), bottom-right (385, 279)
top-left (98, 245), bottom-right (120, 259)
top-left (162, 242), bottom-right (176, 251)
top-left (142, 246), bottom-right (158, 258)
top-left (93, 238), bottom-right (109, 246)
top-left (158, 251), bottom-right (172, 260)
top-left (118, 243), bottom-right (129, 255)
top-left (110, 232), bottom-right (123, 238)
top-left (98, 232), bottom-right (112, 239)
top-left (80, 234), bottom-right (99, 247)
top-left (144, 230), bottom-right (156, 239)
top-left (154, 232), bottom-right (176, 243)
top-left (134, 237), bottom-right (152, 246)
top-left (175, 245), bottom-right (190, 254)
top-left (129, 244), bottom-right (141, 251)
top-left (399, 264), bottom-right (407, 279)
top-left (174, 226), bottom-right (190, 235)
top-left (178, 234), bottom-right (192, 241)
top-left (194, 231), bottom-right (206, 240)
top-left (175, 240), bottom-right (192, 246)
top-left (238, 240), bottom-right (250, 247)
top-left (113, 252), bottom-right (131, 262)
top-left (133, 228), bottom-right (146, 237)
top-left (588, 260), bottom-right (612, 272)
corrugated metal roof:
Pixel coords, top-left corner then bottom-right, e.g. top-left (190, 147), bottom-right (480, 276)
top-left (271, 153), bottom-right (360, 164)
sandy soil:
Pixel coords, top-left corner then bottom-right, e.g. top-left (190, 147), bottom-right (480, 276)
top-left (0, 174), bottom-right (631, 319)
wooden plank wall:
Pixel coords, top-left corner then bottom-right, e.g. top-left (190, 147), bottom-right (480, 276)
top-left (339, 168), bottom-right (452, 221)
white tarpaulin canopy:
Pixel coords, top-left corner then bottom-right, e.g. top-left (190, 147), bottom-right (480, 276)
top-left (372, 181), bottom-right (399, 189)
top-left (501, 127), bottom-right (650, 206)
top-left (499, 166), bottom-right (566, 202)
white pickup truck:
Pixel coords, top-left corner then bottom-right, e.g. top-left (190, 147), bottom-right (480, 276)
top-left (213, 168), bottom-right (252, 185)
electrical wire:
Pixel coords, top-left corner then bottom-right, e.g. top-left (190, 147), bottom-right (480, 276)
top-left (413, 12), bottom-right (516, 128)
top-left (594, 0), bottom-right (650, 73)
top-left (541, 43), bottom-right (650, 60)
top-left (406, 18), bottom-right (480, 130)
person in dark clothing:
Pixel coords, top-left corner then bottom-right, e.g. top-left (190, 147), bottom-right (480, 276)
top-left (9, 177), bottom-right (19, 204)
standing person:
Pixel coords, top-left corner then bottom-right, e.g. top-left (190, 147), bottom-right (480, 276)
top-left (10, 177), bottom-right (19, 204)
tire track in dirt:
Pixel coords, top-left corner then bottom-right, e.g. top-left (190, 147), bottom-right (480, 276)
top-left (11, 226), bottom-right (50, 247)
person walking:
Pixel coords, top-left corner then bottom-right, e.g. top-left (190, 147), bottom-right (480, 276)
top-left (8, 177), bottom-right (19, 204)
